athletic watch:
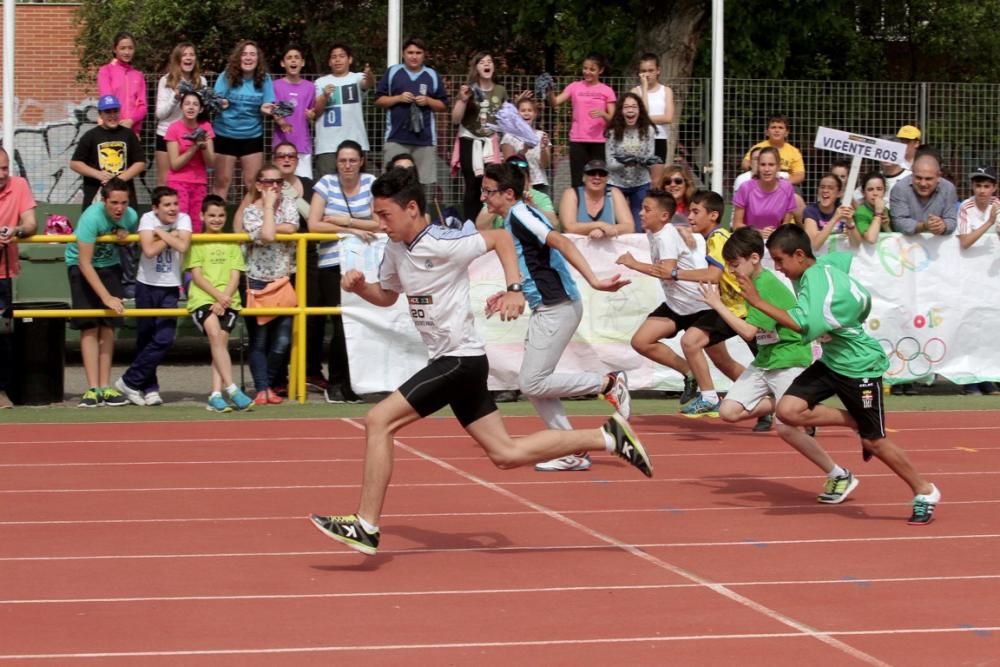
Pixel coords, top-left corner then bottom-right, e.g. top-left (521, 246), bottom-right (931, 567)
top-left (507, 282), bottom-right (524, 293)
top-left (670, 267), bottom-right (679, 281)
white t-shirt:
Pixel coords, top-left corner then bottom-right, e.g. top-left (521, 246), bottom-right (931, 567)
top-left (314, 72), bottom-right (370, 153)
top-left (136, 211), bottom-right (192, 287)
top-left (649, 223), bottom-right (708, 316)
top-left (958, 195), bottom-right (1000, 235)
top-left (379, 221), bottom-right (487, 359)
top-left (633, 84), bottom-right (670, 140)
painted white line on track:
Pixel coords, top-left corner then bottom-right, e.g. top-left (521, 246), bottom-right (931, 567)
top-left (1, 626), bottom-right (999, 660)
top-left (3, 574), bottom-right (999, 606)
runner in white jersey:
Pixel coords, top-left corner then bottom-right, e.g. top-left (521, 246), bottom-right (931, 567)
top-left (481, 162), bottom-right (633, 473)
top-left (310, 168), bottom-right (653, 556)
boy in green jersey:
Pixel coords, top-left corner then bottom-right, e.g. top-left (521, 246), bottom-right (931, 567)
top-left (699, 227), bottom-right (858, 504)
top-left (739, 224), bottom-right (940, 525)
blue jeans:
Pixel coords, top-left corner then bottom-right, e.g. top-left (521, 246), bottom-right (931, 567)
top-left (618, 183), bottom-right (650, 233)
top-left (246, 277), bottom-right (292, 392)
top-left (122, 283), bottom-right (178, 392)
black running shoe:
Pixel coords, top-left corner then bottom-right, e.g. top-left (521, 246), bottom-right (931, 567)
top-left (752, 414), bottom-right (773, 432)
top-left (680, 374), bottom-right (699, 405)
top-left (907, 485), bottom-right (941, 525)
top-left (309, 514), bottom-right (380, 555)
top-left (603, 414), bottom-right (653, 477)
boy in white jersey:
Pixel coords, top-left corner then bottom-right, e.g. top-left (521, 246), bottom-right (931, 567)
top-left (481, 162), bottom-right (632, 473)
top-left (310, 169), bottom-right (653, 556)
top-left (115, 186), bottom-right (191, 405)
top-left (740, 224), bottom-right (940, 524)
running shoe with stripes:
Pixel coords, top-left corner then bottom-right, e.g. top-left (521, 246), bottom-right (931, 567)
top-left (535, 453), bottom-right (592, 472)
top-left (100, 386), bottom-right (129, 407)
top-left (817, 470), bottom-right (859, 504)
top-left (601, 370), bottom-right (631, 420)
top-left (310, 513), bottom-right (380, 555)
top-left (680, 396), bottom-right (719, 417)
top-left (604, 413), bottom-right (653, 477)
top-left (908, 484), bottom-right (941, 525)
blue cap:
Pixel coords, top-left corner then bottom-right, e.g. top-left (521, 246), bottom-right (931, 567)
top-left (97, 95), bottom-right (121, 111)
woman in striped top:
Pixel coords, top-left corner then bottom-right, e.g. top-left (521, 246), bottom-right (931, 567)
top-left (307, 140), bottom-right (377, 403)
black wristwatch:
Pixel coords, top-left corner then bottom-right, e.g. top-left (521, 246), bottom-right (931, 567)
top-left (670, 267), bottom-right (679, 281)
top-left (507, 282), bottom-right (524, 293)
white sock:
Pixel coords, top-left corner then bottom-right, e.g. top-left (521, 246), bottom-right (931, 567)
top-left (827, 465), bottom-right (847, 479)
top-left (701, 390), bottom-right (719, 403)
top-left (209, 391), bottom-right (222, 399)
top-left (225, 384), bottom-right (239, 395)
top-left (357, 515), bottom-right (379, 534)
top-left (602, 428), bottom-right (615, 453)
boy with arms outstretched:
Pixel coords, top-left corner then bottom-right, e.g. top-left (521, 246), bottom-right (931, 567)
top-left (739, 224), bottom-right (940, 524)
top-left (699, 227), bottom-right (858, 504)
top-left (309, 169), bottom-right (652, 556)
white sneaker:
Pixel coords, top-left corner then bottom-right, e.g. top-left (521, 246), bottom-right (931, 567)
top-left (143, 391), bottom-right (163, 406)
top-left (601, 370), bottom-right (631, 420)
top-left (535, 453), bottom-right (592, 472)
top-left (114, 377), bottom-right (146, 406)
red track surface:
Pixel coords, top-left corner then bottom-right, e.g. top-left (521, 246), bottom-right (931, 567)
top-left (1, 411), bottom-right (998, 665)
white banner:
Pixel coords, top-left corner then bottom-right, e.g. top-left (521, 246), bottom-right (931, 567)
top-left (340, 232), bottom-right (1000, 393)
top-left (814, 126), bottom-right (908, 167)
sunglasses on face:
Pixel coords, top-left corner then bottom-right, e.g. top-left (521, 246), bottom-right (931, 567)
top-left (666, 177), bottom-right (686, 186)
top-left (257, 177), bottom-right (282, 185)
top-left (586, 171), bottom-right (608, 178)
top-left (274, 153), bottom-right (298, 160)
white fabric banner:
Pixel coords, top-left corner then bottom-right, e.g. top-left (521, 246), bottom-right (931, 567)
top-left (339, 231), bottom-right (1000, 393)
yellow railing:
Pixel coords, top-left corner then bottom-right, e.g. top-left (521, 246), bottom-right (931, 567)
top-left (14, 232), bottom-right (345, 404)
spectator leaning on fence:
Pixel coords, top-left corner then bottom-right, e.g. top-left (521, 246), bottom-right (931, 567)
top-left (741, 114), bottom-right (805, 186)
top-left (374, 36), bottom-right (448, 186)
top-left (0, 148), bottom-right (38, 410)
top-left (313, 43), bottom-right (374, 180)
top-left (64, 178), bottom-right (140, 408)
top-left (114, 186), bottom-right (192, 407)
top-left (849, 172), bottom-right (890, 246)
top-left (732, 146), bottom-right (796, 237)
top-left (889, 152), bottom-right (957, 236)
top-left (557, 159), bottom-right (634, 239)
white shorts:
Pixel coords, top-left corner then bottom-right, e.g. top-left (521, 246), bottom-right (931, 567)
top-left (724, 365), bottom-right (806, 422)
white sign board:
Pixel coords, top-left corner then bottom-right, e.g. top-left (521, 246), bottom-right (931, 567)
top-left (814, 127), bottom-right (908, 167)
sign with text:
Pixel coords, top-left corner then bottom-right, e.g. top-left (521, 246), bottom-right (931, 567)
top-left (814, 127), bottom-right (908, 167)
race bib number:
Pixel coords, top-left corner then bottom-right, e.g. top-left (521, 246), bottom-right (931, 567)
top-left (408, 295), bottom-right (434, 328)
top-left (755, 330), bottom-right (780, 346)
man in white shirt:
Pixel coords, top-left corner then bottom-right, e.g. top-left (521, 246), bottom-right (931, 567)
top-left (310, 168), bottom-right (652, 556)
top-left (115, 186), bottom-right (191, 406)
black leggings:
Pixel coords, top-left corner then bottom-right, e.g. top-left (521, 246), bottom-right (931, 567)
top-left (569, 141), bottom-right (606, 188)
top-left (305, 263), bottom-right (352, 389)
top-left (459, 137), bottom-right (487, 220)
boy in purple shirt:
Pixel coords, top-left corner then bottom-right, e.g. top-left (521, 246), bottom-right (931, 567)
top-left (272, 45), bottom-right (315, 178)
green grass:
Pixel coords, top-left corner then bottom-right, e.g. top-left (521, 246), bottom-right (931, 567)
top-left (1, 394), bottom-right (994, 425)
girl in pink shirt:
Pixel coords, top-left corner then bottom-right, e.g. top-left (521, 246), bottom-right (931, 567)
top-left (547, 53), bottom-right (616, 188)
top-left (166, 92), bottom-right (215, 232)
top-left (97, 32), bottom-right (147, 137)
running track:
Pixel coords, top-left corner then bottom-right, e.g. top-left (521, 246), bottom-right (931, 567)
top-left (1, 411), bottom-right (998, 665)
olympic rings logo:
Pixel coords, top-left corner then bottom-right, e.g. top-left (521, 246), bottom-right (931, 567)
top-left (877, 235), bottom-right (931, 277)
top-left (878, 336), bottom-right (946, 377)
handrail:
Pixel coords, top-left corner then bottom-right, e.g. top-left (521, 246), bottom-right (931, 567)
top-left (11, 232), bottom-right (351, 404)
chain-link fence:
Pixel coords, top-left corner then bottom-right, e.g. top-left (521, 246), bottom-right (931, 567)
top-left (10, 75), bottom-right (999, 209)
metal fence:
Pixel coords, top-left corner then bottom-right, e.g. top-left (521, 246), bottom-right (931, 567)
top-left (9, 75), bottom-right (1000, 209)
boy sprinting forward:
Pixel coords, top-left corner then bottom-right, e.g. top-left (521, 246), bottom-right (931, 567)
top-left (699, 227), bottom-right (858, 504)
top-left (115, 186), bottom-right (192, 406)
top-left (309, 169), bottom-right (652, 556)
top-left (616, 189), bottom-right (705, 406)
top-left (740, 224), bottom-right (940, 524)
top-left (183, 195), bottom-right (254, 412)
top-left (481, 162), bottom-right (632, 473)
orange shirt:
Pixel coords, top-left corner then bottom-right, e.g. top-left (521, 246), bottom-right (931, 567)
top-left (0, 177), bottom-right (36, 278)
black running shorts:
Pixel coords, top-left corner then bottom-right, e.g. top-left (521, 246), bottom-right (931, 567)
top-left (398, 355), bottom-right (497, 427)
top-left (783, 361), bottom-right (886, 440)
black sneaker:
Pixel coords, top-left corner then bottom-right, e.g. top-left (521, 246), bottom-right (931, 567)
top-left (324, 387), bottom-right (346, 404)
top-left (907, 485), bottom-right (941, 525)
top-left (603, 414), bottom-right (653, 477)
top-left (752, 414), bottom-right (773, 432)
top-left (680, 374), bottom-right (699, 405)
top-left (309, 513), bottom-right (380, 555)
top-left (341, 389), bottom-right (364, 404)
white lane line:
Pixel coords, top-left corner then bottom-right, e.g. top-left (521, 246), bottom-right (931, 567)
top-left (3, 627), bottom-right (996, 660)
top-left (341, 421), bottom-right (888, 665)
top-left (3, 574), bottom-right (1000, 606)
top-left (1, 469), bottom-right (997, 495)
top-left (3, 498), bottom-right (1000, 526)
top-left (2, 534), bottom-right (999, 563)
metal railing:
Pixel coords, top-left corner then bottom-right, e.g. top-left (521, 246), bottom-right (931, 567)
top-left (13, 232), bottom-right (343, 404)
